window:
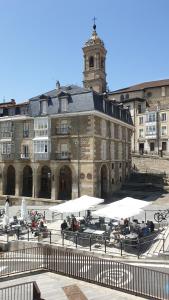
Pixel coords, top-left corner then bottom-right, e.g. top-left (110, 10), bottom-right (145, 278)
top-left (112, 178), bottom-right (114, 184)
top-left (23, 122), bottom-right (29, 138)
top-left (139, 116), bottom-right (144, 124)
top-left (1, 122), bottom-right (13, 138)
top-left (119, 163), bottom-right (122, 168)
top-left (138, 104), bottom-right (142, 114)
top-left (34, 141), bottom-right (48, 153)
top-left (146, 125), bottom-right (156, 136)
top-left (150, 142), bottom-right (154, 152)
top-left (120, 95), bottom-right (124, 101)
top-left (125, 94), bottom-right (129, 99)
top-left (1, 143), bottom-right (12, 154)
top-left (112, 163), bottom-right (114, 169)
top-left (162, 142), bottom-right (167, 151)
top-left (34, 118), bottom-right (48, 137)
top-left (15, 107), bottom-right (20, 115)
top-left (60, 143), bottom-right (68, 158)
top-left (161, 125), bottom-right (167, 136)
top-left (59, 119), bottom-right (69, 134)
top-left (40, 100), bottom-right (47, 115)
top-left (161, 113), bottom-right (166, 122)
top-left (146, 112), bottom-right (156, 122)
top-left (89, 56), bottom-right (94, 67)
top-left (22, 145), bottom-right (29, 158)
top-left (139, 128), bottom-right (144, 138)
top-left (161, 87), bottom-right (166, 97)
top-left (60, 98), bottom-right (68, 112)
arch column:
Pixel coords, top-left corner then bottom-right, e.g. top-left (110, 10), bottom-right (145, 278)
top-left (15, 165), bottom-right (22, 197)
top-left (51, 166), bottom-right (57, 200)
top-left (33, 165), bottom-right (40, 198)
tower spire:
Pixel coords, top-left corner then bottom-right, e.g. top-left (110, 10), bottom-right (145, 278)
top-left (92, 16), bottom-right (97, 31)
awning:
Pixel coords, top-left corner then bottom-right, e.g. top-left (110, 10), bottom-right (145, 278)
top-left (49, 195), bottom-right (104, 213)
top-left (93, 197), bottom-right (151, 220)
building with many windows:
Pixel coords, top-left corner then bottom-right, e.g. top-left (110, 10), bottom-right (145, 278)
top-left (0, 24), bottom-right (133, 202)
top-left (109, 80), bottom-right (169, 156)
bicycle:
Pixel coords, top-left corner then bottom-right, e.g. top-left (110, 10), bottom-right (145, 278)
top-left (154, 209), bottom-right (169, 223)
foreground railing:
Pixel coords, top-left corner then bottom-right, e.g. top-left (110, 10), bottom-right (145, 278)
top-left (0, 246), bottom-right (169, 299)
top-left (0, 281), bottom-right (42, 300)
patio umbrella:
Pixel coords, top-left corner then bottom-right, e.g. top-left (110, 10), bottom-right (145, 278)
top-left (21, 198), bottom-right (28, 220)
top-left (3, 202), bottom-right (9, 227)
top-left (49, 195), bottom-right (104, 213)
top-left (93, 197), bottom-right (150, 220)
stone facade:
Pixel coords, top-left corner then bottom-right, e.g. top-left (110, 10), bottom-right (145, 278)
top-left (0, 26), bottom-right (133, 203)
top-left (109, 80), bottom-right (169, 156)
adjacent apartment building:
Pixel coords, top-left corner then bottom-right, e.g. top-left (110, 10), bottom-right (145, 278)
top-left (109, 80), bottom-right (169, 156)
top-left (0, 24), bottom-right (133, 201)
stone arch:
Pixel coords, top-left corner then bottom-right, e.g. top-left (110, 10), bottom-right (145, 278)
top-left (6, 165), bottom-right (15, 195)
top-left (39, 165), bottom-right (51, 199)
top-left (58, 165), bottom-right (72, 200)
top-left (89, 56), bottom-right (94, 68)
top-left (100, 164), bottom-right (108, 199)
top-left (22, 165), bottom-right (33, 197)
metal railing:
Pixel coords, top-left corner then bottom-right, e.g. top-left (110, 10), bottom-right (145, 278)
top-left (0, 246), bottom-right (169, 300)
top-left (0, 281), bottom-right (42, 300)
top-left (0, 228), bottom-right (161, 258)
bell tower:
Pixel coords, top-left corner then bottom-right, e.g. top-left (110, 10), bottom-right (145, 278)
top-left (83, 21), bottom-right (107, 93)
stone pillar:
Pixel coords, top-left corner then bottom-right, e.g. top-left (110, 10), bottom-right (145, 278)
top-left (15, 165), bottom-right (22, 197)
top-left (51, 166), bottom-right (56, 200)
top-left (33, 165), bottom-right (40, 198)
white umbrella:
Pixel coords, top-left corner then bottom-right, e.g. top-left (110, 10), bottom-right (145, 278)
top-left (21, 198), bottom-right (28, 220)
top-left (4, 201), bottom-right (9, 217)
top-left (93, 197), bottom-right (150, 220)
top-left (49, 195), bottom-right (104, 213)
top-left (3, 202), bottom-right (9, 227)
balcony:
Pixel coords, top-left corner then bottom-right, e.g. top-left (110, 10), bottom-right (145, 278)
top-left (20, 153), bottom-right (30, 160)
top-left (0, 131), bottom-right (13, 139)
top-left (55, 151), bottom-right (71, 160)
top-left (145, 133), bottom-right (157, 139)
top-left (34, 153), bottom-right (50, 160)
top-left (1, 153), bottom-right (14, 160)
top-left (55, 126), bottom-right (70, 135)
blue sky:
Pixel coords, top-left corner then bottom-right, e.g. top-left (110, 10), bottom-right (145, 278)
top-left (0, 0), bottom-right (169, 103)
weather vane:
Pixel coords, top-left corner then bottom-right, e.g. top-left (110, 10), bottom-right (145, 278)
top-left (92, 16), bottom-right (97, 30)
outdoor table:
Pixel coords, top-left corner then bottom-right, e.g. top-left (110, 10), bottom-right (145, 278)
top-left (83, 228), bottom-right (95, 234)
top-left (93, 230), bottom-right (105, 235)
top-left (125, 232), bottom-right (138, 239)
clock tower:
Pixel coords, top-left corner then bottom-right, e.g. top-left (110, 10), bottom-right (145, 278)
top-left (83, 22), bottom-right (107, 93)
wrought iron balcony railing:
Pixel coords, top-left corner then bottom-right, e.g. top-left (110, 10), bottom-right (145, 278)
top-left (55, 126), bottom-right (70, 135)
top-left (55, 151), bottom-right (71, 160)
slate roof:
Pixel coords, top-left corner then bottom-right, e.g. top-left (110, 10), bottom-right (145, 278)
top-left (28, 84), bottom-right (133, 126)
top-left (111, 79), bottom-right (169, 94)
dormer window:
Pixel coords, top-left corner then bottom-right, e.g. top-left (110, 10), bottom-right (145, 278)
top-left (89, 56), bottom-right (94, 68)
top-left (40, 100), bottom-right (47, 115)
top-left (60, 98), bottom-right (68, 112)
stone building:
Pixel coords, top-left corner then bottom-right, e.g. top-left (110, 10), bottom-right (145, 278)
top-left (109, 79), bottom-right (169, 156)
top-left (0, 24), bottom-right (133, 202)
